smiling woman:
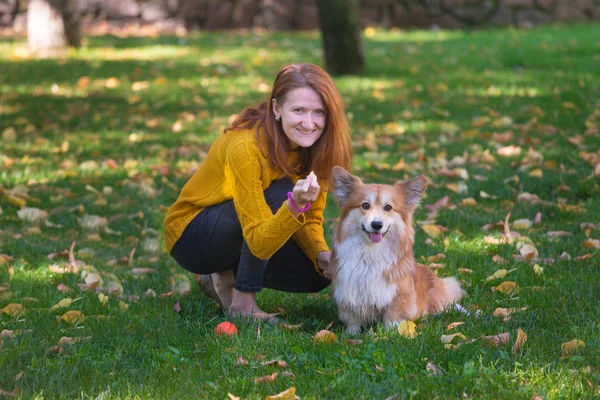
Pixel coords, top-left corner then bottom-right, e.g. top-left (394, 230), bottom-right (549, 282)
top-left (164, 63), bottom-right (353, 321)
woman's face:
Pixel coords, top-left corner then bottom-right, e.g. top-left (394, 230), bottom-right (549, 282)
top-left (272, 87), bottom-right (326, 149)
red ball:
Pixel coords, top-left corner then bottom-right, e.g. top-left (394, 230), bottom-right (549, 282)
top-left (214, 321), bottom-right (238, 336)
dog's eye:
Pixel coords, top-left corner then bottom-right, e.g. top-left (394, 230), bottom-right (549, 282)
top-left (384, 205), bottom-right (393, 212)
top-left (361, 202), bottom-right (370, 210)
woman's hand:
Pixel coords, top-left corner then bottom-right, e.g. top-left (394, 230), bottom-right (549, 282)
top-left (317, 251), bottom-right (332, 280)
top-left (290, 171), bottom-right (320, 209)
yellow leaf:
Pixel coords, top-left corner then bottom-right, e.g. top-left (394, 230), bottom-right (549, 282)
top-left (495, 281), bottom-right (520, 295)
top-left (533, 264), bottom-right (544, 275)
top-left (119, 301), bottom-right (129, 311)
top-left (60, 310), bottom-right (84, 323)
top-left (440, 332), bottom-right (466, 344)
top-left (398, 320), bottom-right (417, 339)
top-left (2, 303), bottom-right (25, 317)
top-left (561, 339), bottom-right (586, 357)
top-left (422, 224), bottom-right (443, 238)
top-left (98, 293), bottom-right (109, 306)
top-left (255, 372), bottom-right (278, 384)
top-left (364, 27), bottom-right (377, 38)
top-left (84, 272), bottom-right (103, 288)
top-left (280, 322), bottom-right (304, 332)
top-left (461, 198), bottom-right (477, 206)
top-left (513, 328), bottom-right (527, 355)
top-left (528, 168), bottom-right (543, 178)
top-left (50, 298), bottom-right (73, 311)
top-left (314, 329), bottom-right (337, 343)
top-left (512, 219), bottom-right (531, 230)
top-left (486, 269), bottom-right (508, 282)
top-left (266, 387), bottom-right (300, 400)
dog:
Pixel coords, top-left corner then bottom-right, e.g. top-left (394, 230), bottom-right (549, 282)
top-left (329, 166), bottom-right (464, 334)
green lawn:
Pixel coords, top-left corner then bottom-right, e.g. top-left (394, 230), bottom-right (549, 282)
top-left (1, 23), bottom-right (599, 399)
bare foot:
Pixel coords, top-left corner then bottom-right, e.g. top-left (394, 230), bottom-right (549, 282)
top-left (228, 290), bottom-right (279, 324)
top-left (211, 270), bottom-right (234, 310)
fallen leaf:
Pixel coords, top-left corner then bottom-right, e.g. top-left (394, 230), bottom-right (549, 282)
top-left (583, 239), bottom-right (600, 249)
top-left (533, 264), bottom-right (544, 275)
top-left (519, 244), bottom-right (539, 257)
top-left (235, 357), bottom-right (249, 367)
top-left (262, 360), bottom-right (289, 368)
top-left (59, 310), bottom-right (84, 323)
top-left (2, 303), bottom-right (25, 317)
top-left (486, 269), bottom-right (508, 281)
top-left (493, 307), bottom-right (527, 317)
top-left (481, 332), bottom-right (510, 347)
top-left (494, 281), bottom-right (520, 295)
top-left (314, 330), bottom-right (337, 343)
top-left (265, 387), bottom-right (299, 400)
top-left (547, 231), bottom-right (572, 238)
top-left (398, 320), bottom-right (417, 339)
top-left (561, 339), bottom-right (586, 357)
top-left (98, 293), bottom-right (109, 306)
top-left (50, 298), bottom-right (79, 311)
top-left (446, 321), bottom-right (465, 331)
top-left (440, 332), bottom-right (466, 344)
top-left (426, 361), bottom-right (443, 375)
top-left (255, 372), bottom-right (278, 384)
top-left (421, 224), bottom-right (444, 238)
top-left (513, 328), bottom-right (528, 355)
top-left (280, 322), bottom-right (304, 332)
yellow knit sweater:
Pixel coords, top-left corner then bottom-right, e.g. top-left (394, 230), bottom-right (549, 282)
top-left (163, 127), bottom-right (330, 270)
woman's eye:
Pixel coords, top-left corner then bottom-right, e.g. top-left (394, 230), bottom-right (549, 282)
top-left (384, 205), bottom-right (393, 212)
top-left (361, 203), bottom-right (370, 210)
top-left (315, 110), bottom-right (325, 116)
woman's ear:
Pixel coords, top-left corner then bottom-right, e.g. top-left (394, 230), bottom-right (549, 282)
top-left (272, 98), bottom-right (280, 120)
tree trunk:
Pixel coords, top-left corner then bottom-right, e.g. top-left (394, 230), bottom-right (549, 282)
top-left (316, 0), bottom-right (365, 76)
top-left (27, 0), bottom-right (80, 57)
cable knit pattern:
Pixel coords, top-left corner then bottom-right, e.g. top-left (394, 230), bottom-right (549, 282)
top-left (164, 127), bottom-right (330, 269)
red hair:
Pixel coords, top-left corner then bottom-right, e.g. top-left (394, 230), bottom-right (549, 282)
top-left (226, 63), bottom-right (352, 185)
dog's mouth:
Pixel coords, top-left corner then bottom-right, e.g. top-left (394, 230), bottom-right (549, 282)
top-left (362, 225), bottom-right (387, 243)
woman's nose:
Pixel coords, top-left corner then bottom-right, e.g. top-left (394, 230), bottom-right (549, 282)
top-left (302, 113), bottom-right (314, 128)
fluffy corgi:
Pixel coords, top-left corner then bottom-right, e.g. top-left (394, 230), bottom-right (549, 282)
top-left (329, 166), bottom-right (463, 334)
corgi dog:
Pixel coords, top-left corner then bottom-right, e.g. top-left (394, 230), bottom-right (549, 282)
top-left (329, 166), bottom-right (463, 334)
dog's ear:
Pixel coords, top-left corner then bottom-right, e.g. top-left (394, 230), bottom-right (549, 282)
top-left (398, 175), bottom-right (428, 211)
top-left (331, 166), bottom-right (361, 207)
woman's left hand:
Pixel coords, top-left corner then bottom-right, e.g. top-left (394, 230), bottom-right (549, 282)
top-left (317, 251), bottom-right (332, 280)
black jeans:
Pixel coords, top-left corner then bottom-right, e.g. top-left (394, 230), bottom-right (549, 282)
top-left (170, 178), bottom-right (330, 293)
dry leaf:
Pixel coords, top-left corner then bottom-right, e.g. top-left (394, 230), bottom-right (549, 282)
top-left (314, 330), bottom-right (337, 343)
top-left (235, 357), bottom-right (249, 367)
top-left (513, 328), bottom-right (528, 355)
top-left (421, 224), bottom-right (444, 238)
top-left (512, 219), bottom-right (531, 230)
top-left (59, 310), bottom-right (84, 323)
top-left (519, 244), bottom-right (539, 257)
top-left (547, 231), bottom-right (572, 238)
top-left (17, 207), bottom-right (48, 225)
top-left (50, 298), bottom-right (77, 310)
top-left (255, 372), bottom-right (278, 384)
top-left (494, 281), bottom-right (520, 295)
top-left (440, 332), bottom-right (466, 344)
top-left (446, 322), bottom-right (465, 331)
top-left (486, 269), bottom-right (508, 281)
top-left (2, 303), bottom-right (24, 317)
top-left (583, 239), bottom-right (600, 249)
top-left (560, 339), bottom-right (586, 357)
top-left (398, 320), bottom-right (417, 339)
top-left (426, 361), bottom-right (443, 375)
top-left (265, 387), bottom-right (299, 400)
top-left (262, 360), bottom-right (289, 368)
top-left (493, 307), bottom-right (527, 317)
top-left (481, 333), bottom-right (510, 347)
top-left (533, 264), bottom-right (544, 275)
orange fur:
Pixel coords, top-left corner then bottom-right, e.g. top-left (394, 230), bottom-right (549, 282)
top-left (330, 166), bottom-right (464, 333)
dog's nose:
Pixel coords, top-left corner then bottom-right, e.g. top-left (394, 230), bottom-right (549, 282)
top-left (371, 220), bottom-right (383, 231)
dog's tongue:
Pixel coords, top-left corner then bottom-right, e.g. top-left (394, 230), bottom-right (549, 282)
top-left (369, 233), bottom-right (383, 243)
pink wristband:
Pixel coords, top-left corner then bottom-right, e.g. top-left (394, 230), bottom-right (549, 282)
top-left (287, 191), bottom-right (310, 213)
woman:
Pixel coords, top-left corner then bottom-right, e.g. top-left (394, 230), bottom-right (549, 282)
top-left (164, 63), bottom-right (352, 320)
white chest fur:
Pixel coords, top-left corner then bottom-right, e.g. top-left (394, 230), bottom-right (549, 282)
top-left (333, 235), bottom-right (399, 313)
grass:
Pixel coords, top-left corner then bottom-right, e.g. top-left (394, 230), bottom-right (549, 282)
top-left (1, 23), bottom-right (599, 399)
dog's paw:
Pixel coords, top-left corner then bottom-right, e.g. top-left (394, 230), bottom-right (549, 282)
top-left (345, 324), bottom-right (362, 335)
